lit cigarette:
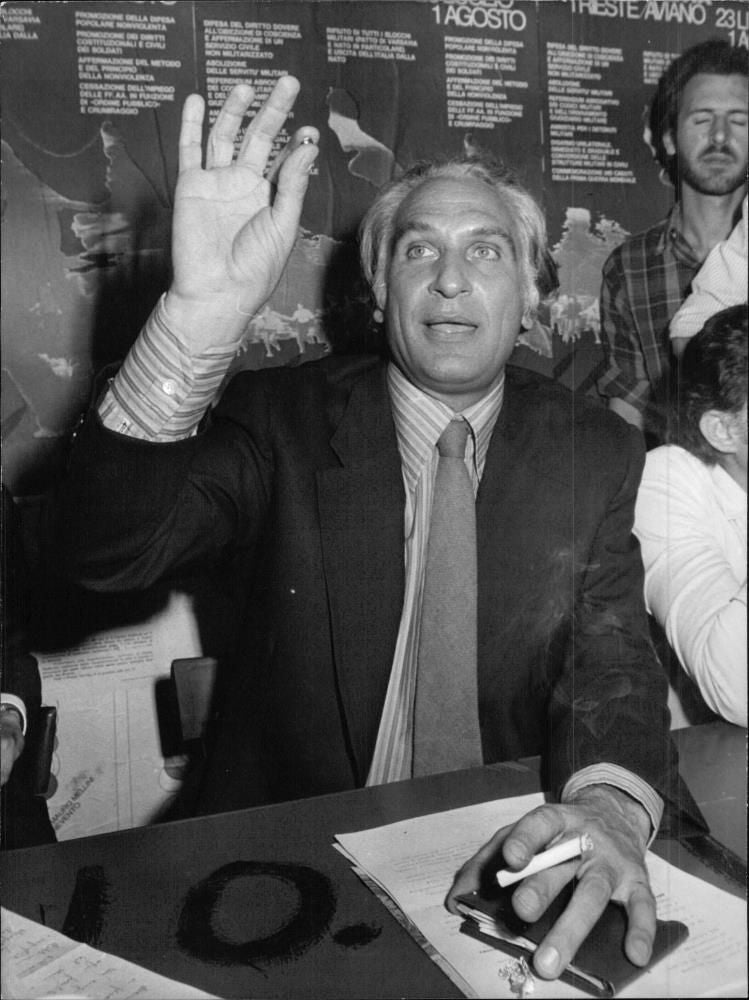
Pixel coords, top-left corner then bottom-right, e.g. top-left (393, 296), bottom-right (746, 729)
top-left (496, 832), bottom-right (593, 887)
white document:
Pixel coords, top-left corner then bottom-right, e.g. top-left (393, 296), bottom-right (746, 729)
top-left (35, 591), bottom-right (202, 840)
top-left (335, 794), bottom-right (748, 999)
top-left (1, 907), bottom-right (217, 1000)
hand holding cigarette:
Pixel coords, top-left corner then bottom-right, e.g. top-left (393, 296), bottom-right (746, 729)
top-left (446, 789), bottom-right (655, 980)
top-left (496, 832), bottom-right (594, 887)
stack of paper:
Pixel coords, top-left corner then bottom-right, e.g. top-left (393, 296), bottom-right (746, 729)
top-left (1, 908), bottom-right (218, 1000)
top-left (335, 793), bottom-right (748, 999)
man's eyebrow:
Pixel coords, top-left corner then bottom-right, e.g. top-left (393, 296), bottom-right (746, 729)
top-left (392, 220), bottom-right (515, 245)
top-left (686, 103), bottom-right (749, 114)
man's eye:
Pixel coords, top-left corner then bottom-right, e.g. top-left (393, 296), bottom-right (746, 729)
top-left (405, 244), bottom-right (436, 260)
top-left (691, 114), bottom-right (711, 126)
top-left (729, 113), bottom-right (748, 127)
top-left (471, 244), bottom-right (500, 260)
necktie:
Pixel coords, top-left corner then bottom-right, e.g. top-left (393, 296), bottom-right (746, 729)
top-left (413, 418), bottom-right (482, 776)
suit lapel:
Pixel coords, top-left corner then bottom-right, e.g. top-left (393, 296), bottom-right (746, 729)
top-left (476, 375), bottom-right (563, 689)
top-left (317, 363), bottom-right (405, 781)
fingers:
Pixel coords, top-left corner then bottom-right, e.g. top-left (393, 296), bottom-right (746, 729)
top-left (207, 82), bottom-right (256, 169)
top-left (237, 75), bottom-right (302, 174)
top-left (444, 864), bottom-right (480, 915)
top-left (266, 126), bottom-right (320, 184)
top-left (271, 134), bottom-right (319, 233)
top-left (180, 75), bottom-right (305, 175)
top-left (445, 824), bottom-right (512, 913)
top-left (179, 93), bottom-right (207, 173)
top-left (445, 808), bottom-right (574, 915)
top-left (532, 869), bottom-right (614, 978)
top-left (180, 85), bottom-right (253, 174)
top-left (624, 881), bottom-right (657, 966)
top-left (511, 860), bottom-right (577, 922)
top-left (531, 872), bottom-right (656, 978)
top-left (501, 804), bottom-right (570, 869)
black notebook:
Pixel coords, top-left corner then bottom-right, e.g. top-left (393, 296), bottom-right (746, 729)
top-left (455, 881), bottom-right (689, 998)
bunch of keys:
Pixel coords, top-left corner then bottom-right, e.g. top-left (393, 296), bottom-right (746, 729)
top-left (498, 956), bottom-right (535, 997)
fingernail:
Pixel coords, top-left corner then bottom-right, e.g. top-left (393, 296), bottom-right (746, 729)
top-left (300, 136), bottom-right (317, 145)
top-left (535, 945), bottom-right (560, 977)
top-left (629, 938), bottom-right (651, 966)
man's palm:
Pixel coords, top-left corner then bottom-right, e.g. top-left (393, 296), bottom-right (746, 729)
top-left (172, 164), bottom-right (290, 309)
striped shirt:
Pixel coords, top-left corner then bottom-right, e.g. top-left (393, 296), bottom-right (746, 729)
top-left (99, 294), bottom-right (238, 439)
top-left (365, 363), bottom-right (503, 785)
top-left (597, 206), bottom-right (701, 435)
top-left (100, 303), bottom-right (662, 834)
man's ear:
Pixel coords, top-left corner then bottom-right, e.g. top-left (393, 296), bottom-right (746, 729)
top-left (699, 409), bottom-right (741, 455)
top-left (662, 129), bottom-right (677, 158)
top-left (373, 277), bottom-right (387, 321)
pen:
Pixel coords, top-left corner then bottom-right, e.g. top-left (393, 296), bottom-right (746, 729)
top-left (496, 832), bottom-right (593, 887)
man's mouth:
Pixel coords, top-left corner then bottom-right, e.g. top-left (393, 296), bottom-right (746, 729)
top-left (424, 318), bottom-right (478, 335)
top-left (701, 148), bottom-right (736, 165)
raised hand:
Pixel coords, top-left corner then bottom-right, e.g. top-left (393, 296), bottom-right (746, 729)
top-left (446, 786), bottom-right (655, 980)
top-left (166, 75), bottom-right (319, 349)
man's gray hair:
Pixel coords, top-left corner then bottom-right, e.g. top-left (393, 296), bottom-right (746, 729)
top-left (358, 153), bottom-right (550, 318)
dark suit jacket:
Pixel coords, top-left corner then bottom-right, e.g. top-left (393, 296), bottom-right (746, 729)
top-left (2, 488), bottom-right (56, 849)
top-left (59, 356), bottom-right (695, 823)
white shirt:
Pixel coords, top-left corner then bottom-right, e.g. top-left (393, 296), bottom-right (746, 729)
top-left (635, 446), bottom-right (747, 726)
top-left (669, 194), bottom-right (748, 343)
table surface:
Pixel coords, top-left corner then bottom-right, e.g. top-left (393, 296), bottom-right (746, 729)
top-left (1, 721), bottom-right (745, 999)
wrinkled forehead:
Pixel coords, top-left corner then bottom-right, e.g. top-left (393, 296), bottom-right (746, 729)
top-left (391, 174), bottom-right (518, 247)
top-left (394, 175), bottom-right (513, 225)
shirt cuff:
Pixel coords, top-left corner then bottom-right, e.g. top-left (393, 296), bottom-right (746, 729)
top-left (669, 300), bottom-right (719, 341)
top-left (99, 293), bottom-right (239, 441)
top-left (561, 763), bottom-right (664, 846)
top-left (0, 694), bottom-right (28, 736)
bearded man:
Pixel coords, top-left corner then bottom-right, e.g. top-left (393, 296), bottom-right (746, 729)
top-left (597, 39), bottom-right (748, 443)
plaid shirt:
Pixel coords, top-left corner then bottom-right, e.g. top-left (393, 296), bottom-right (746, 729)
top-left (597, 206), bottom-right (701, 436)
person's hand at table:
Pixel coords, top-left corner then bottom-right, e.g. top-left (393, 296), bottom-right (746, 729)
top-left (0, 706), bottom-right (25, 787)
top-left (165, 74), bottom-right (319, 350)
top-left (445, 784), bottom-right (654, 980)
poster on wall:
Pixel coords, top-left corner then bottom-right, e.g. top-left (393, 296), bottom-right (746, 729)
top-left (1, 1), bottom-right (196, 492)
top-left (536, 0), bottom-right (749, 388)
top-left (2, 0), bottom-right (746, 491)
top-left (2, 0), bottom-right (746, 838)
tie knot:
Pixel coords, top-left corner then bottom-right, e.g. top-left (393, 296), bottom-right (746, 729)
top-left (437, 419), bottom-right (469, 458)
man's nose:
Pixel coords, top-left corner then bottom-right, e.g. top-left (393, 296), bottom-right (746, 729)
top-left (709, 114), bottom-right (730, 146)
top-left (428, 253), bottom-right (470, 297)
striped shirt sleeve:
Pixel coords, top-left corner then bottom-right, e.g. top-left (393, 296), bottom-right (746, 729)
top-left (99, 294), bottom-right (239, 441)
top-left (562, 763), bottom-right (664, 845)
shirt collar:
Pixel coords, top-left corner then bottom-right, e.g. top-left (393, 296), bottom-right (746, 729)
top-left (387, 361), bottom-right (504, 494)
top-left (663, 203), bottom-right (702, 268)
